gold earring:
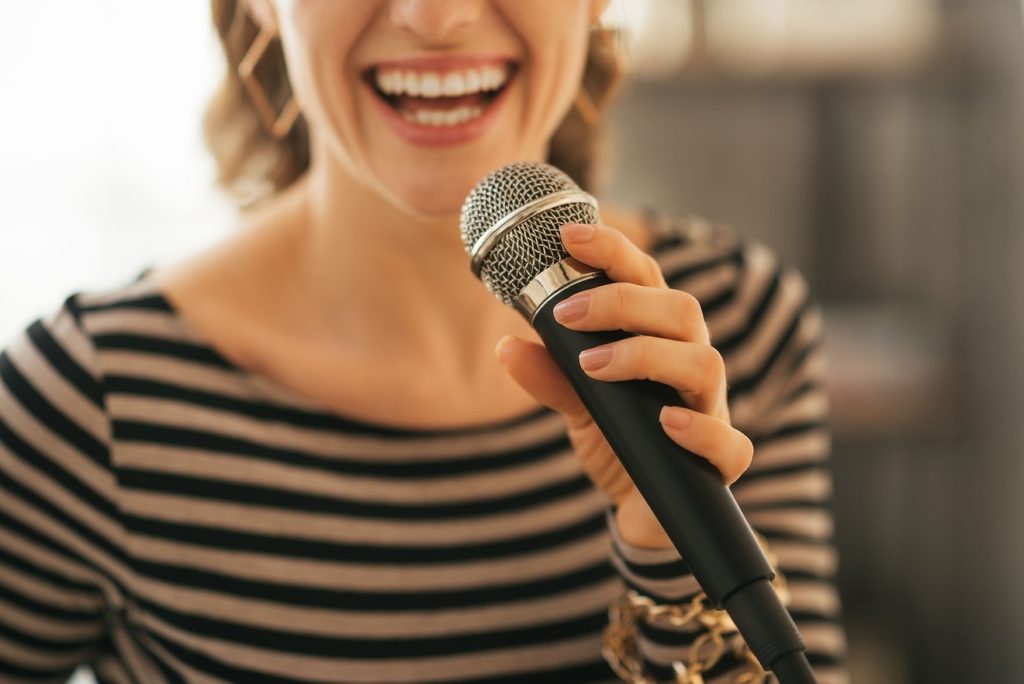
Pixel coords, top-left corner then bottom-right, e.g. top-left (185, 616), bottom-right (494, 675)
top-left (573, 25), bottom-right (625, 128)
top-left (238, 25), bottom-right (300, 139)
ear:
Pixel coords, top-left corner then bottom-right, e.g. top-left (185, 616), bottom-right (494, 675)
top-left (243, 0), bottom-right (279, 33)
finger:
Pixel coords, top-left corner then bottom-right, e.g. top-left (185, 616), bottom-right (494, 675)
top-left (659, 406), bottom-right (753, 485)
top-left (494, 335), bottom-right (593, 430)
top-left (577, 336), bottom-right (725, 414)
top-left (552, 282), bottom-right (710, 345)
top-left (560, 223), bottom-right (667, 288)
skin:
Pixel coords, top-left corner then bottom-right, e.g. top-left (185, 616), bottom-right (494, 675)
top-left (155, 0), bottom-right (753, 550)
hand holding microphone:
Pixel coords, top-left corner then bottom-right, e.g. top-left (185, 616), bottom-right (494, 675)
top-left (462, 161), bottom-right (815, 683)
top-left (494, 220), bottom-right (754, 550)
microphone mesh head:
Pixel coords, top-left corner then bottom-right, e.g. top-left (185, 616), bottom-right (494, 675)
top-left (460, 161), bottom-right (600, 306)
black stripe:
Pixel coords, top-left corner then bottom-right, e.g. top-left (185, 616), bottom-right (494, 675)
top-left (613, 553), bottom-right (693, 581)
top-left (111, 420), bottom-right (570, 478)
top-left (0, 469), bottom-right (124, 565)
top-left (27, 319), bottom-right (104, 409)
top-left (728, 299), bottom-right (810, 400)
top-left (0, 572), bottom-right (98, 623)
top-left (738, 458), bottom-right (828, 485)
top-left (77, 293), bottom-right (173, 315)
top-left (0, 657), bottom-right (76, 680)
top-left (118, 468), bottom-right (593, 519)
top-left (660, 247), bottom-right (743, 285)
top-left (0, 617), bottom-right (98, 651)
top-left (0, 551), bottom-right (100, 607)
top-left (93, 333), bottom-right (233, 369)
top-left (0, 351), bottom-right (108, 468)
top-left (105, 373), bottom-right (554, 439)
top-left (0, 415), bottom-right (118, 520)
top-left (145, 628), bottom-right (613, 684)
top-left (138, 597), bottom-right (608, 658)
top-left (130, 557), bottom-right (616, 611)
top-left (121, 511), bottom-right (607, 563)
top-left (715, 262), bottom-right (782, 356)
top-left (752, 419), bottom-right (826, 445)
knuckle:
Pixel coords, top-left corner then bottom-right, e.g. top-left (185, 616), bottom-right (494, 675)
top-left (700, 345), bottom-right (725, 378)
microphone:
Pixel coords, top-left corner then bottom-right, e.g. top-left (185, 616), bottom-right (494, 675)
top-left (460, 161), bottom-right (815, 683)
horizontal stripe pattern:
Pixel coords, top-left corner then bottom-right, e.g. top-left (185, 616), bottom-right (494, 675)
top-left (0, 213), bottom-right (846, 682)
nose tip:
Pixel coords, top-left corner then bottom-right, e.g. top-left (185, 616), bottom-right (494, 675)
top-left (389, 0), bottom-right (484, 44)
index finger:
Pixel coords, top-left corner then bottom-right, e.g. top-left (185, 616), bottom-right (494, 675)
top-left (560, 223), bottom-right (668, 289)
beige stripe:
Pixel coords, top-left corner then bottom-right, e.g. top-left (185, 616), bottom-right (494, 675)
top-left (725, 269), bottom-right (809, 382)
top-left (43, 306), bottom-right (103, 379)
top-left (747, 429), bottom-right (831, 472)
top-left (667, 261), bottom-right (740, 304)
top-left (109, 621), bottom-right (170, 684)
top-left (76, 280), bottom-right (156, 310)
top-left (0, 451), bottom-right (131, 598)
top-left (130, 572), bottom-right (621, 639)
top-left (113, 442), bottom-right (585, 506)
top-left (131, 631), bottom-right (232, 684)
top-left (86, 306), bottom-right (201, 341)
top-left (732, 468), bottom-right (832, 507)
top-left (0, 558), bottom-right (102, 614)
top-left (120, 486), bottom-right (607, 546)
top-left (0, 633), bottom-right (95, 670)
top-left (108, 394), bottom-right (569, 461)
top-left (0, 380), bottom-right (115, 501)
top-left (0, 440), bottom-right (123, 555)
top-left (0, 524), bottom-right (103, 591)
top-left (705, 241), bottom-right (777, 344)
top-left (608, 550), bottom-right (701, 601)
top-left (730, 309), bottom-right (823, 433)
top-left (746, 507), bottom-right (834, 541)
top-left (772, 541), bottom-right (839, 577)
top-left (639, 620), bottom-right (846, 669)
top-left (136, 610), bottom-right (605, 683)
top-left (654, 233), bottom-right (740, 278)
top-left (0, 597), bottom-right (102, 642)
top-left (4, 330), bottom-right (108, 443)
top-left (751, 391), bottom-right (829, 441)
top-left (93, 656), bottom-right (139, 684)
top-left (787, 579), bottom-right (844, 618)
top-left (124, 531), bottom-right (612, 592)
top-left (103, 349), bottom-right (265, 401)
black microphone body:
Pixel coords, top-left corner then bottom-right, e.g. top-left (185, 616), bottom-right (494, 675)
top-left (534, 276), bottom-right (810, 679)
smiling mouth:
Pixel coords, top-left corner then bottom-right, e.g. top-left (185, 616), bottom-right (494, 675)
top-left (364, 62), bottom-right (517, 127)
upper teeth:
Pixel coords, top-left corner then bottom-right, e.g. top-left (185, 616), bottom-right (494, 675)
top-left (375, 65), bottom-right (509, 98)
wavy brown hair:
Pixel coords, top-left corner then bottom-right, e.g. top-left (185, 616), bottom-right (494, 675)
top-left (204, 0), bottom-right (624, 205)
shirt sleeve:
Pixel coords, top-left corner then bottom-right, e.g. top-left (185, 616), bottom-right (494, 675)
top-left (602, 229), bottom-right (849, 683)
top-left (0, 295), bottom-right (115, 681)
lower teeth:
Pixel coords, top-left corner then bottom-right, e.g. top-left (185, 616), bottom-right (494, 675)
top-left (401, 105), bottom-right (485, 127)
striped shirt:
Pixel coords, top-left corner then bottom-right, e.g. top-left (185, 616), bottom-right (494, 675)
top-left (0, 213), bottom-right (847, 683)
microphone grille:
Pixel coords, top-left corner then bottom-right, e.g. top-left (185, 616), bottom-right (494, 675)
top-left (460, 161), bottom-right (600, 306)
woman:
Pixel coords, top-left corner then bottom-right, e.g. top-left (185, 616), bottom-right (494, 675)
top-left (0, 1), bottom-right (846, 682)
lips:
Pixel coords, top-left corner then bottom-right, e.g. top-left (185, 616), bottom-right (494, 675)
top-left (361, 57), bottom-right (518, 146)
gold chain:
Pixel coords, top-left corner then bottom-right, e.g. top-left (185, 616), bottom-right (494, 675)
top-left (602, 550), bottom-right (791, 684)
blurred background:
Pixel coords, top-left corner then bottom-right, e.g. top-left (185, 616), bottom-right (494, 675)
top-left (1, 1), bottom-right (1021, 682)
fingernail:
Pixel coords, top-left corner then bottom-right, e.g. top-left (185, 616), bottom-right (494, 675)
top-left (660, 406), bottom-right (692, 429)
top-left (579, 344), bottom-right (614, 371)
top-left (553, 294), bottom-right (590, 324)
top-left (561, 223), bottom-right (596, 243)
top-left (494, 335), bottom-right (515, 364)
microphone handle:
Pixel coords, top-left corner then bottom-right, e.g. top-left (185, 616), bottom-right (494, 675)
top-left (532, 274), bottom-right (812, 681)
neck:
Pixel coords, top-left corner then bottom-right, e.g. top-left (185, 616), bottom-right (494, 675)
top-left (273, 152), bottom-right (535, 380)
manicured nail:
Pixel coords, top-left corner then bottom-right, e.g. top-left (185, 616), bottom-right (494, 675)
top-left (494, 335), bottom-right (515, 364)
top-left (660, 406), bottom-right (693, 430)
top-left (579, 345), bottom-right (614, 371)
top-left (561, 223), bottom-right (596, 243)
top-left (553, 294), bottom-right (590, 324)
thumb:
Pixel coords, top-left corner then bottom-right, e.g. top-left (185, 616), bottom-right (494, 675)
top-left (495, 335), bottom-right (593, 430)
